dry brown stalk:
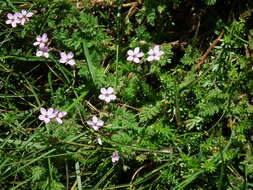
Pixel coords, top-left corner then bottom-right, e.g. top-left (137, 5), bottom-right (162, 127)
top-left (195, 30), bottom-right (225, 70)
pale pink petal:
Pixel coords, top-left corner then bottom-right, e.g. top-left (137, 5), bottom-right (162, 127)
top-left (6, 20), bottom-right (12, 24)
top-left (104, 96), bottom-right (111, 103)
top-left (11, 22), bottom-right (17, 28)
top-left (38, 115), bottom-right (45, 121)
top-left (33, 41), bottom-right (40, 46)
top-left (147, 56), bottom-right (154, 62)
top-left (107, 87), bottom-right (114, 94)
top-left (44, 118), bottom-right (50, 124)
top-left (41, 33), bottom-right (48, 42)
top-left (36, 36), bottom-right (42, 42)
top-left (39, 43), bottom-right (45, 49)
top-left (97, 120), bottom-right (104, 126)
top-left (99, 94), bottom-right (106, 101)
top-left (154, 45), bottom-right (160, 52)
top-left (148, 49), bottom-right (154, 55)
top-left (40, 108), bottom-right (47, 114)
top-left (36, 50), bottom-right (43, 57)
top-left (137, 52), bottom-right (144, 57)
top-left (154, 56), bottom-right (161, 61)
top-left (26, 12), bottom-right (33, 17)
top-left (133, 47), bottom-right (140, 54)
top-left (100, 88), bottom-right (107, 94)
top-left (43, 52), bottom-right (49, 58)
top-left (133, 57), bottom-right (140, 63)
top-left (59, 111), bottom-right (67, 117)
top-left (47, 108), bottom-right (54, 115)
top-left (20, 19), bottom-right (26, 25)
top-left (127, 50), bottom-right (134, 56)
top-left (92, 125), bottom-right (99, 131)
top-left (67, 59), bottom-right (76, 66)
top-left (56, 118), bottom-right (63, 124)
top-left (67, 52), bottom-right (74, 59)
top-left (7, 13), bottom-right (13, 19)
top-left (159, 50), bottom-right (164, 56)
top-left (127, 56), bottom-right (134, 61)
top-left (92, 116), bottom-right (98, 123)
top-left (109, 94), bottom-right (116, 100)
top-left (21, 10), bottom-right (27, 15)
top-left (87, 120), bottom-right (94, 126)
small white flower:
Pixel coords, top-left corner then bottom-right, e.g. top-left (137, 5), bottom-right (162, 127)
top-left (95, 137), bottom-right (103, 145)
top-left (17, 10), bottom-right (33, 25)
top-left (111, 152), bottom-right (120, 163)
top-left (53, 110), bottom-right (67, 124)
top-left (5, 13), bottom-right (20, 28)
top-left (147, 45), bottom-right (164, 62)
top-left (98, 87), bottom-right (116, 103)
top-left (127, 47), bottom-right (144, 63)
top-left (33, 33), bottom-right (48, 48)
top-left (36, 46), bottom-right (49, 58)
top-left (87, 116), bottom-right (104, 131)
top-left (59, 52), bottom-right (76, 66)
top-left (38, 108), bottom-right (56, 124)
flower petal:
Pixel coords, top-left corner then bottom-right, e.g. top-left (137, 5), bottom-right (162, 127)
top-left (38, 115), bottom-right (45, 121)
top-left (92, 125), bottom-right (99, 131)
top-left (67, 59), bottom-right (76, 66)
top-left (7, 13), bottom-right (13, 19)
top-left (100, 88), bottom-right (107, 94)
top-left (56, 118), bottom-right (63, 124)
top-left (109, 94), bottom-right (116, 100)
top-left (40, 107), bottom-right (47, 114)
top-left (97, 120), bottom-right (104, 126)
top-left (41, 33), bottom-right (48, 42)
top-left (92, 116), bottom-right (98, 123)
top-left (107, 87), bottom-right (114, 94)
top-left (133, 57), bottom-right (140, 63)
top-left (147, 56), bottom-right (154, 62)
top-left (133, 47), bottom-right (140, 54)
top-left (99, 94), bottom-right (106, 100)
top-left (26, 12), bottom-right (33, 17)
top-left (36, 50), bottom-right (43, 57)
top-left (137, 52), bottom-right (144, 57)
top-left (47, 108), bottom-right (54, 115)
top-left (154, 45), bottom-right (160, 52)
top-left (87, 120), bottom-right (94, 126)
top-left (127, 56), bottom-right (134, 62)
top-left (67, 52), bottom-right (74, 59)
top-left (127, 50), bottom-right (134, 56)
top-left (43, 52), bottom-right (49, 58)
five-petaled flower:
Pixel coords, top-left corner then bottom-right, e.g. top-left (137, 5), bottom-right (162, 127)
top-left (127, 47), bottom-right (144, 63)
top-left (36, 46), bottom-right (49, 58)
top-left (99, 87), bottom-right (116, 103)
top-left (147, 45), bottom-right (164, 62)
top-left (17, 10), bottom-right (33, 25)
top-left (87, 116), bottom-right (104, 131)
top-left (33, 33), bottom-right (48, 48)
top-left (53, 110), bottom-right (67, 124)
top-left (38, 108), bottom-right (56, 124)
top-left (6, 13), bottom-right (20, 28)
top-left (59, 52), bottom-right (76, 66)
top-left (111, 152), bottom-right (120, 163)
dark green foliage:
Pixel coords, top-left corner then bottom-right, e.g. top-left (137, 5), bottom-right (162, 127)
top-left (1, 0), bottom-right (253, 189)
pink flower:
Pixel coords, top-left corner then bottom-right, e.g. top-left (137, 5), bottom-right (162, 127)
top-left (17, 10), bottom-right (33, 25)
top-left (111, 152), bottom-right (119, 163)
top-left (53, 110), bottom-right (67, 124)
top-left (6, 13), bottom-right (20, 28)
top-left (59, 52), bottom-right (76, 66)
top-left (87, 116), bottom-right (104, 131)
top-left (127, 47), bottom-right (144, 63)
top-left (36, 46), bottom-right (49, 58)
top-left (98, 87), bottom-right (116, 103)
top-left (38, 108), bottom-right (56, 124)
top-left (33, 33), bottom-right (48, 48)
top-left (147, 45), bottom-right (164, 62)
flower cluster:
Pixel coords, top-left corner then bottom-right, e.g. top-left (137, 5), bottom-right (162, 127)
top-left (33, 34), bottom-right (76, 65)
top-left (6, 10), bottom-right (33, 28)
top-left (38, 108), bottom-right (67, 124)
top-left (127, 45), bottom-right (164, 63)
top-left (34, 33), bottom-right (50, 58)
